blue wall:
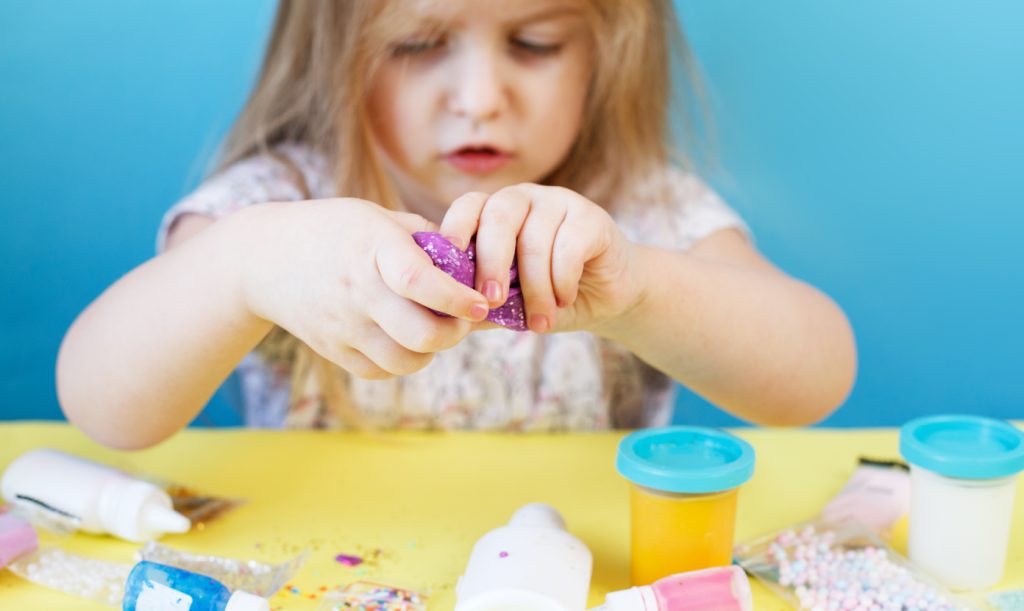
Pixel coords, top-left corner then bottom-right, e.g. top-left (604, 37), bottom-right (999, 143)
top-left (1, 1), bottom-right (1021, 427)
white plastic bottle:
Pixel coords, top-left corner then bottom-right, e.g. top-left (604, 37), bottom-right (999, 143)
top-left (1, 448), bottom-right (190, 542)
top-left (455, 503), bottom-right (592, 611)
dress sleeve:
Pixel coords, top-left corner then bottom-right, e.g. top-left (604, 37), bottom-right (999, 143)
top-left (156, 144), bottom-right (325, 253)
top-left (612, 166), bottom-right (751, 252)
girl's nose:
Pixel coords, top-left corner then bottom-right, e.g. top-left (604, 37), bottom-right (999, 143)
top-left (447, 46), bottom-right (509, 128)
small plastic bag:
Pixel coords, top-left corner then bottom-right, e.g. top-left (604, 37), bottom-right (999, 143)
top-left (734, 520), bottom-right (977, 611)
top-left (7, 546), bottom-right (131, 607)
top-left (137, 541), bottom-right (306, 597)
top-left (319, 580), bottom-right (428, 611)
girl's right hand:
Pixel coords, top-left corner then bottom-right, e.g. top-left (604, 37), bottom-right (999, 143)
top-left (232, 198), bottom-right (490, 379)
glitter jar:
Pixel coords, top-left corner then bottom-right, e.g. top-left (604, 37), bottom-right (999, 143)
top-left (123, 561), bottom-right (269, 611)
top-left (616, 427), bottom-right (755, 585)
top-left (900, 415), bottom-right (1024, 590)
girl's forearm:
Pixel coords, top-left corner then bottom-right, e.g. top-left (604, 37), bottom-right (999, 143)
top-left (596, 245), bottom-right (856, 425)
top-left (57, 210), bottom-right (273, 449)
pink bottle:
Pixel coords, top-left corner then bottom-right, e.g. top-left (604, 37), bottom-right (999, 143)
top-left (0, 513), bottom-right (38, 568)
top-left (594, 566), bottom-right (752, 611)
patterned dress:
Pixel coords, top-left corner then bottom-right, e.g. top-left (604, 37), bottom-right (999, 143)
top-left (158, 143), bottom-right (748, 431)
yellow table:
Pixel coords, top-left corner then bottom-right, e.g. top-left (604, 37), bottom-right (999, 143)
top-left (1, 423), bottom-right (1022, 609)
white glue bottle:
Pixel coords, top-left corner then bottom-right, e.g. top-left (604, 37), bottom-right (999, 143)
top-left (455, 503), bottom-right (592, 611)
top-left (1, 448), bottom-right (190, 542)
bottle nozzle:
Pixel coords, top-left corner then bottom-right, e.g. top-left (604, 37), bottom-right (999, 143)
top-left (508, 503), bottom-right (566, 530)
top-left (142, 503), bottom-right (191, 535)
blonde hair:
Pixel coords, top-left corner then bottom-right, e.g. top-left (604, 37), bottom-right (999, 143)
top-left (214, 0), bottom-right (706, 427)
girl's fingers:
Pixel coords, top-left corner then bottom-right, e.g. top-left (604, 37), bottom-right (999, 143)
top-left (516, 201), bottom-right (566, 333)
top-left (375, 237), bottom-right (489, 322)
top-left (331, 346), bottom-right (392, 380)
top-left (368, 287), bottom-right (471, 354)
top-left (475, 187), bottom-right (531, 307)
top-left (350, 324), bottom-right (436, 377)
top-left (388, 210), bottom-right (438, 235)
top-left (438, 192), bottom-right (489, 250)
top-left (550, 207), bottom-right (593, 308)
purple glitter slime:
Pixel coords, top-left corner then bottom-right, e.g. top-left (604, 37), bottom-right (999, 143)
top-left (412, 232), bottom-right (527, 331)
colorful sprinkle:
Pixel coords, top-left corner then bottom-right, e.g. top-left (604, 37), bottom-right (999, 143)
top-left (498, 551), bottom-right (509, 558)
top-left (335, 553), bottom-right (364, 567)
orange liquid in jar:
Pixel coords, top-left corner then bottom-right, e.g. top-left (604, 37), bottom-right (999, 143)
top-left (629, 484), bottom-right (739, 585)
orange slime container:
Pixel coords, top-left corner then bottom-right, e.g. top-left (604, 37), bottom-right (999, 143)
top-left (617, 427), bottom-right (755, 585)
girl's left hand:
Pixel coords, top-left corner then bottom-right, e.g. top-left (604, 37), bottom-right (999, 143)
top-left (438, 184), bottom-right (645, 334)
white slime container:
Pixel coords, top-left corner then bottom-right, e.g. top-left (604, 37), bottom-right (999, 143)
top-left (455, 503), bottom-right (592, 611)
top-left (900, 415), bottom-right (1024, 590)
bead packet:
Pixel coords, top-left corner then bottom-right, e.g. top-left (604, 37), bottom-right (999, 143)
top-left (319, 580), bottom-right (428, 611)
top-left (733, 520), bottom-right (977, 610)
top-left (138, 541), bottom-right (307, 597)
top-left (7, 546), bottom-right (132, 606)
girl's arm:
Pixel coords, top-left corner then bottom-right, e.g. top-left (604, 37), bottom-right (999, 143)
top-left (58, 201), bottom-right (489, 450)
top-left (596, 229), bottom-right (857, 426)
top-left (57, 210), bottom-right (273, 449)
top-left (440, 184), bottom-right (856, 427)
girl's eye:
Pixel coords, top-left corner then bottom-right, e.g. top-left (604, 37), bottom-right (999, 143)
top-left (511, 38), bottom-right (563, 57)
top-left (392, 37), bottom-right (445, 57)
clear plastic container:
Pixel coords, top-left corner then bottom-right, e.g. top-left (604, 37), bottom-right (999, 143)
top-left (901, 415), bottom-right (1024, 590)
top-left (616, 427), bottom-right (754, 585)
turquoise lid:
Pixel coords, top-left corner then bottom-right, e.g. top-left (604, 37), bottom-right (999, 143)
top-left (616, 427), bottom-right (755, 493)
top-left (900, 415), bottom-right (1024, 479)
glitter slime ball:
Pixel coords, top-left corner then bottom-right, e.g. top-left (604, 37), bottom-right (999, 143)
top-left (412, 232), bottom-right (526, 331)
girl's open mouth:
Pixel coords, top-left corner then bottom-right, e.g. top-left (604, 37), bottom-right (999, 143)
top-left (444, 146), bottom-right (511, 174)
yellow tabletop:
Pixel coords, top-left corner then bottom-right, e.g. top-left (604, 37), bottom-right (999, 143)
top-left (1, 422), bottom-right (1021, 610)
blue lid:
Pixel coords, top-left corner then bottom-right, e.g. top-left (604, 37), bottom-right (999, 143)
top-left (616, 427), bottom-right (755, 493)
top-left (900, 415), bottom-right (1024, 479)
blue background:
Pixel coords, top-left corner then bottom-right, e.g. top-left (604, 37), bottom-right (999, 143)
top-left (1, 1), bottom-right (1021, 427)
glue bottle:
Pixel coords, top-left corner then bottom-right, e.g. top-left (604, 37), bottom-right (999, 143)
top-left (591, 566), bottom-right (752, 611)
top-left (123, 560), bottom-right (269, 611)
top-left (455, 503), bottom-right (592, 611)
top-left (1, 448), bottom-right (190, 542)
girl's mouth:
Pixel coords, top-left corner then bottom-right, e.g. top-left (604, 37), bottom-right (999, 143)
top-left (444, 146), bottom-right (512, 174)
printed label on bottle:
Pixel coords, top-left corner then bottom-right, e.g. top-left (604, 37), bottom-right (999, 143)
top-left (137, 580), bottom-right (194, 610)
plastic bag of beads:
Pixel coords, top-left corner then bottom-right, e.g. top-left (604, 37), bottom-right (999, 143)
top-left (733, 520), bottom-right (977, 611)
top-left (990, 589), bottom-right (1024, 611)
top-left (6, 546), bottom-right (132, 607)
top-left (319, 580), bottom-right (428, 611)
top-left (137, 541), bottom-right (307, 597)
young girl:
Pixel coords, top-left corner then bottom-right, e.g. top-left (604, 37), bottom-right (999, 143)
top-left (57, 0), bottom-right (856, 449)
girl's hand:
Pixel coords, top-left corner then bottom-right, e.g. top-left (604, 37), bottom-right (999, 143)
top-left (439, 184), bottom-right (645, 334)
top-left (236, 198), bottom-right (490, 378)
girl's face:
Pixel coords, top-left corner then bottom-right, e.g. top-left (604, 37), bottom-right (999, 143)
top-left (367, 0), bottom-right (594, 221)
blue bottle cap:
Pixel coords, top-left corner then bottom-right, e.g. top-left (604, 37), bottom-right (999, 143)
top-left (616, 427), bottom-right (755, 494)
top-left (899, 415), bottom-right (1024, 480)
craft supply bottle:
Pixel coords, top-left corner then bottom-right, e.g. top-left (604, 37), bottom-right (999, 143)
top-left (123, 561), bottom-right (268, 611)
top-left (1, 448), bottom-right (190, 542)
top-left (617, 427), bottom-right (755, 585)
top-left (591, 566), bottom-right (752, 611)
top-left (0, 513), bottom-right (38, 568)
top-left (455, 503), bottom-right (592, 611)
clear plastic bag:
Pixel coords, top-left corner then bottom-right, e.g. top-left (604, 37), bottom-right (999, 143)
top-left (137, 541), bottom-right (306, 597)
top-left (318, 580), bottom-right (428, 611)
top-left (734, 520), bottom-right (977, 610)
top-left (7, 546), bottom-right (131, 607)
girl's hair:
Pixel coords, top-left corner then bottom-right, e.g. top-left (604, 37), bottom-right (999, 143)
top-left (214, 0), bottom-right (706, 426)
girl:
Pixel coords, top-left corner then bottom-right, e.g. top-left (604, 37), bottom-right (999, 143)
top-left (57, 0), bottom-right (856, 449)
